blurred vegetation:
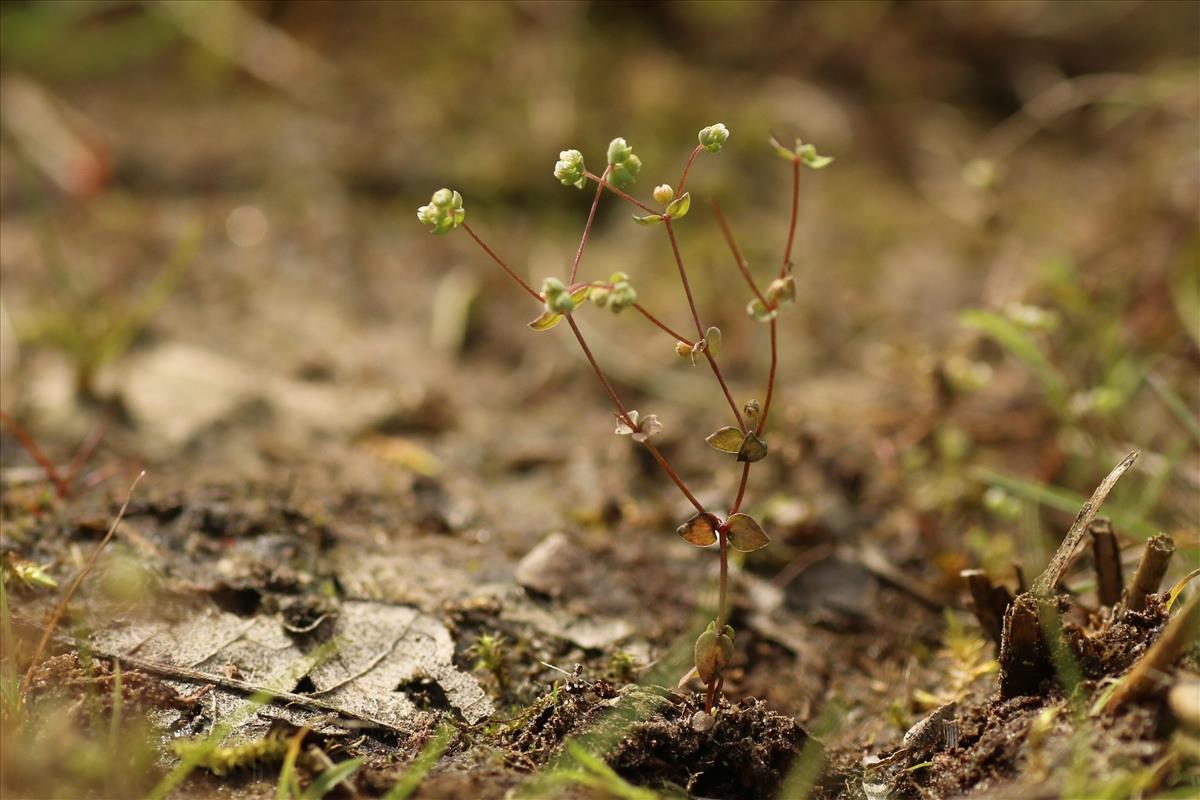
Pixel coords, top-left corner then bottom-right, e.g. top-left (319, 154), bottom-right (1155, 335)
top-left (0, 1), bottom-right (1197, 796)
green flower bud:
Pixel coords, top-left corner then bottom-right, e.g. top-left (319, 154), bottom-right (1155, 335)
top-left (606, 137), bottom-right (641, 190)
top-left (554, 149), bottom-right (587, 189)
top-left (417, 188), bottom-right (465, 235)
top-left (590, 286), bottom-right (611, 308)
top-left (698, 123), bottom-right (729, 153)
top-left (608, 274), bottom-right (637, 313)
top-left (653, 184), bottom-right (675, 204)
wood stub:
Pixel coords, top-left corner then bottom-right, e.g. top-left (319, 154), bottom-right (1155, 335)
top-left (962, 569), bottom-right (1011, 647)
top-left (1089, 519), bottom-right (1123, 607)
top-left (1124, 534), bottom-right (1175, 613)
top-left (998, 593), bottom-right (1053, 699)
top-left (1107, 592), bottom-right (1200, 710)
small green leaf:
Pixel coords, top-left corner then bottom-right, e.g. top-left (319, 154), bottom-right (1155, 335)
top-left (704, 326), bottom-right (722, 356)
top-left (665, 192), bottom-right (691, 220)
top-left (797, 142), bottom-right (833, 169)
top-left (736, 433), bottom-right (768, 463)
top-left (677, 513), bottom-right (720, 547)
top-left (769, 136), bottom-right (796, 161)
top-left (726, 513), bottom-right (769, 552)
top-left (569, 286), bottom-right (590, 306)
top-left (705, 426), bottom-right (744, 454)
top-left (632, 213), bottom-right (663, 227)
top-left (527, 310), bottom-right (563, 331)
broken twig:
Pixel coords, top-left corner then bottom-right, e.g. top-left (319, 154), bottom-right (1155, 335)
top-left (1089, 519), bottom-right (1123, 607)
top-left (1031, 451), bottom-right (1138, 598)
top-left (1123, 534), bottom-right (1175, 614)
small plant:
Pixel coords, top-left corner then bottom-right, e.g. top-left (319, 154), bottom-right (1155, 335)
top-left (468, 632), bottom-right (508, 692)
top-left (420, 124), bottom-right (832, 713)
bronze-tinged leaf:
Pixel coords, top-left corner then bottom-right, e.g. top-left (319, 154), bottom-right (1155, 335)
top-left (726, 513), bottom-right (769, 552)
top-left (736, 433), bottom-right (768, 463)
top-left (527, 310), bottom-right (563, 331)
top-left (705, 426), bottom-right (744, 454)
top-left (677, 513), bottom-right (720, 547)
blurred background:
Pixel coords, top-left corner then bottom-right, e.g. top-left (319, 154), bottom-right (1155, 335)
top-left (0, 1), bottom-right (1198, 794)
top-left (3, 0), bottom-right (1196, 553)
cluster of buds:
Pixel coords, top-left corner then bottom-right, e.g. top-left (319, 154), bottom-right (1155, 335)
top-left (698, 123), bottom-right (730, 153)
top-left (554, 149), bottom-right (587, 189)
top-left (606, 137), bottom-right (642, 189)
top-left (589, 271), bottom-right (637, 313)
top-left (747, 274), bottom-right (797, 322)
top-left (416, 188), bottom-right (465, 235)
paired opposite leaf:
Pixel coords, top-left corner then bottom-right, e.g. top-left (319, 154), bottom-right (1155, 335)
top-left (726, 513), bottom-right (769, 551)
top-left (677, 513), bottom-right (721, 547)
top-left (665, 192), bottom-right (691, 220)
top-left (737, 432), bottom-right (768, 463)
top-left (632, 213), bottom-right (663, 227)
top-left (705, 426), bottom-right (744, 454)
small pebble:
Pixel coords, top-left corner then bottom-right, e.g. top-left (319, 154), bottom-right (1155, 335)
top-left (691, 709), bottom-right (716, 733)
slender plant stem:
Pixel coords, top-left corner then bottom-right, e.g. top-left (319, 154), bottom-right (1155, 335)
top-left (756, 320), bottom-right (778, 436)
top-left (716, 529), bottom-right (729, 631)
top-left (644, 441), bottom-right (706, 515)
top-left (664, 219), bottom-right (746, 431)
top-left (711, 201), bottom-right (769, 307)
top-left (564, 317), bottom-right (707, 516)
top-left (570, 166), bottom-right (610, 285)
top-left (462, 223), bottom-right (542, 303)
top-left (676, 144), bottom-right (704, 195)
top-left (585, 171), bottom-right (656, 213)
top-left (633, 303), bottom-right (693, 346)
top-left (730, 463), bottom-right (751, 516)
top-left (565, 316), bottom-right (634, 428)
top-left (781, 159), bottom-right (800, 276)
top-left (0, 411), bottom-right (67, 499)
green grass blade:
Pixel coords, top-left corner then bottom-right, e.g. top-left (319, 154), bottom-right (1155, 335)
top-left (301, 757), bottom-right (364, 800)
top-left (960, 309), bottom-right (1068, 411)
top-left (382, 725), bottom-right (452, 800)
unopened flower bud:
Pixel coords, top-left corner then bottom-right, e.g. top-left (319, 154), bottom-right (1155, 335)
top-left (698, 123), bottom-right (730, 153)
top-left (654, 184), bottom-right (675, 204)
top-left (554, 149), bottom-right (587, 189)
top-left (606, 137), bottom-right (642, 190)
top-left (417, 189), bottom-right (465, 235)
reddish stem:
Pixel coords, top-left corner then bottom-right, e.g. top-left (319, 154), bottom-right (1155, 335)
top-left (711, 201), bottom-right (769, 308)
top-left (570, 166), bottom-right (610, 285)
top-left (643, 440), bottom-right (706, 515)
top-left (633, 303), bottom-right (694, 346)
top-left (565, 316), bottom-right (706, 516)
top-left (781, 158), bottom-right (800, 276)
top-left (716, 527), bottom-right (729, 631)
top-left (729, 462), bottom-right (751, 516)
top-left (585, 171), bottom-right (656, 214)
top-left (664, 219), bottom-right (746, 432)
top-left (676, 144), bottom-right (704, 195)
top-left (756, 320), bottom-right (778, 436)
top-left (0, 411), bottom-right (67, 499)
top-left (462, 223), bottom-right (542, 303)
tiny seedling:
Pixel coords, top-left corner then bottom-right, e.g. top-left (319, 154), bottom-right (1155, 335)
top-left (468, 632), bottom-right (508, 692)
top-left (421, 124), bottom-right (832, 712)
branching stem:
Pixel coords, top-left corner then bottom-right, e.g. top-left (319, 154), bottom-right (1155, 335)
top-left (570, 166), bottom-right (610, 285)
top-left (663, 219), bottom-right (746, 432)
top-left (462, 223), bottom-right (542, 303)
